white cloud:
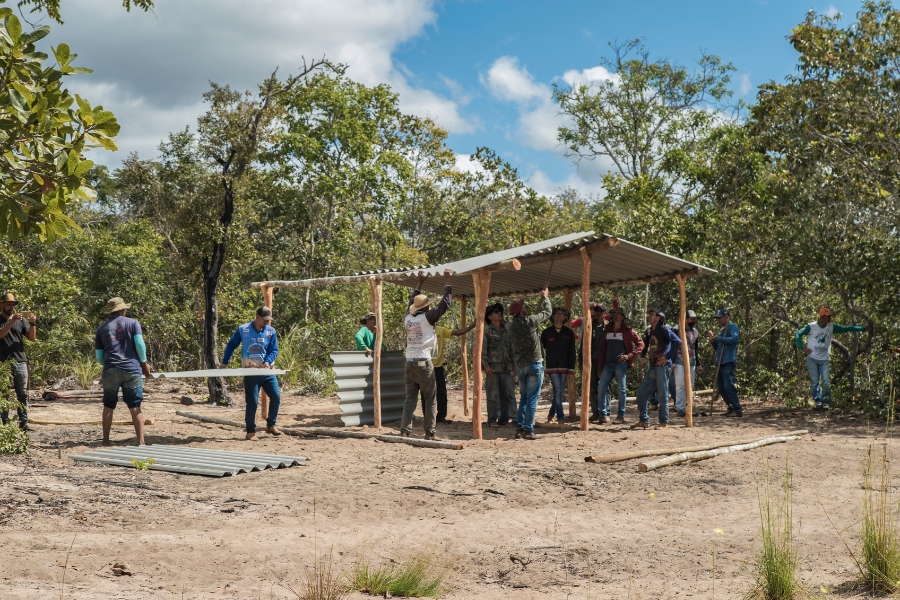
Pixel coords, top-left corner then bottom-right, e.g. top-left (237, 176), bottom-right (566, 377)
top-left (453, 154), bottom-right (484, 174)
top-left (739, 73), bottom-right (752, 96)
top-left (825, 5), bottom-right (841, 18)
top-left (561, 65), bottom-right (619, 87)
top-left (483, 56), bottom-right (546, 102)
top-left (49, 0), bottom-right (473, 165)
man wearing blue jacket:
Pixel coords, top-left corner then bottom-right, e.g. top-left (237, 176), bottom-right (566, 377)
top-left (221, 306), bottom-right (281, 441)
top-left (633, 308), bottom-right (681, 429)
top-left (708, 308), bottom-right (742, 417)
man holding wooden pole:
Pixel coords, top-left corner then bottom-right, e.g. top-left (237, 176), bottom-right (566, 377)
top-left (507, 289), bottom-right (551, 440)
top-left (400, 270), bottom-right (453, 440)
top-left (708, 308), bottom-right (742, 417)
top-left (633, 308), bottom-right (681, 430)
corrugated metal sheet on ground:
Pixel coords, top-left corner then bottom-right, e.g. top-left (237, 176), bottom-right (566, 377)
top-left (70, 445), bottom-right (307, 477)
top-left (331, 350), bottom-right (406, 427)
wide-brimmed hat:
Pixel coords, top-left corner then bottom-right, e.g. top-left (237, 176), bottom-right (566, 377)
top-left (360, 312), bottom-right (377, 325)
top-left (818, 306), bottom-right (833, 317)
top-left (714, 307), bottom-right (730, 318)
top-left (408, 295), bottom-right (435, 315)
top-left (105, 297), bottom-right (130, 314)
top-left (508, 300), bottom-right (525, 316)
top-left (485, 302), bottom-right (504, 322)
top-left (0, 292), bottom-right (18, 305)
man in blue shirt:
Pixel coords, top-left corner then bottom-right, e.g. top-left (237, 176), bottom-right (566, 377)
top-left (708, 307), bottom-right (742, 417)
top-left (221, 306), bottom-right (281, 441)
top-left (94, 297), bottom-right (153, 446)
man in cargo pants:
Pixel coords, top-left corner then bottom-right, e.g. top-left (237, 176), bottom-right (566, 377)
top-left (400, 270), bottom-right (452, 440)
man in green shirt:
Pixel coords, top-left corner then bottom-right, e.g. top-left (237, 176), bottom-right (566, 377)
top-left (354, 312), bottom-right (385, 357)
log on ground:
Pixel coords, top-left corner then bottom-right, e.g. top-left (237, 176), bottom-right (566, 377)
top-left (29, 418), bottom-right (154, 426)
top-left (376, 435), bottom-right (463, 450)
top-left (637, 435), bottom-right (803, 472)
top-left (584, 430), bottom-right (808, 464)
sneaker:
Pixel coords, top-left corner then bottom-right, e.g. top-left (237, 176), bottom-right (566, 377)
top-left (821, 404), bottom-right (831, 411)
top-left (266, 426), bottom-right (282, 436)
top-left (522, 431), bottom-right (536, 440)
top-left (400, 430), bottom-right (411, 438)
top-left (656, 423), bottom-right (669, 430)
top-left (725, 411), bottom-right (743, 418)
top-left (514, 428), bottom-right (523, 439)
top-left (676, 410), bottom-right (686, 418)
top-left (724, 408), bottom-right (735, 416)
top-left (613, 416), bottom-right (625, 424)
top-left (598, 416), bottom-right (610, 424)
top-left (489, 422), bottom-right (501, 429)
top-left (246, 432), bottom-right (259, 441)
top-left (425, 431), bottom-right (436, 441)
top-left (814, 401), bottom-right (823, 410)
top-left (630, 422), bottom-right (650, 430)
top-left (589, 415), bottom-right (600, 424)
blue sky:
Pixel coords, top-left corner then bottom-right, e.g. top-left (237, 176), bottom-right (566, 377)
top-left (49, 0), bottom-right (862, 196)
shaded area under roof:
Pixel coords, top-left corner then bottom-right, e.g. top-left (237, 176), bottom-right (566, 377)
top-left (253, 231), bottom-right (716, 299)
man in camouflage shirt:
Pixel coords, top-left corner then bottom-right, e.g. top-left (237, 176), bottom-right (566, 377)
top-left (506, 288), bottom-right (551, 440)
top-left (483, 302), bottom-right (515, 428)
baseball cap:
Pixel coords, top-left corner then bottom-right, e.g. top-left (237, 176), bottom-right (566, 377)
top-left (818, 306), bottom-right (833, 317)
top-left (714, 308), bottom-right (730, 318)
top-left (509, 301), bottom-right (524, 316)
top-left (257, 306), bottom-right (273, 321)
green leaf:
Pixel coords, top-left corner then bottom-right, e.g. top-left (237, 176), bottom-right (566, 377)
top-left (70, 66), bottom-right (93, 75)
top-left (8, 89), bottom-right (27, 113)
top-left (96, 136), bottom-right (117, 151)
top-left (72, 159), bottom-right (93, 177)
top-left (0, 8), bottom-right (12, 18)
top-left (74, 94), bottom-right (90, 115)
top-left (52, 43), bottom-right (70, 66)
top-left (21, 26), bottom-right (51, 45)
top-left (5, 15), bottom-right (22, 44)
top-left (7, 199), bottom-right (27, 223)
top-left (66, 149), bottom-right (78, 174)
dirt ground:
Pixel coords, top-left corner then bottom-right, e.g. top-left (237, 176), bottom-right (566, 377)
top-left (0, 377), bottom-right (886, 599)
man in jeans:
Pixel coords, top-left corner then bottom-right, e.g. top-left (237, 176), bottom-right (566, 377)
top-left (221, 306), bottom-right (282, 440)
top-left (633, 308), bottom-right (681, 430)
top-left (0, 293), bottom-right (36, 430)
top-left (401, 270), bottom-right (452, 440)
top-left (794, 306), bottom-right (867, 410)
top-left (506, 288), bottom-right (551, 440)
top-left (94, 297), bottom-right (153, 446)
top-left (672, 310), bottom-right (702, 418)
top-left (708, 308), bottom-right (742, 417)
top-left (596, 307), bottom-right (643, 424)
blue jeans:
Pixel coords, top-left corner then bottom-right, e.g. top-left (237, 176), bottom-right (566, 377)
top-left (100, 367), bottom-right (143, 409)
top-left (516, 362), bottom-right (543, 433)
top-left (0, 361), bottom-right (29, 427)
top-left (547, 373), bottom-right (567, 421)
top-left (598, 362), bottom-right (628, 418)
top-left (717, 362), bottom-right (741, 412)
top-left (674, 363), bottom-right (696, 413)
top-left (806, 356), bottom-right (831, 405)
top-left (244, 375), bottom-right (281, 433)
top-left (636, 365), bottom-right (671, 424)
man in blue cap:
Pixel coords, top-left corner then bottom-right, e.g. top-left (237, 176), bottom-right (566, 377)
top-left (708, 308), bottom-right (742, 416)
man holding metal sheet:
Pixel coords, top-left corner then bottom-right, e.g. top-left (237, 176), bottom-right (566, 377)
top-left (220, 306), bottom-right (282, 441)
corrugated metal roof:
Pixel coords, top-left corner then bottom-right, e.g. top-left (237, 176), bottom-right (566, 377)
top-left (359, 232), bottom-right (715, 298)
top-left (331, 350), bottom-right (406, 426)
top-left (70, 445), bottom-right (307, 477)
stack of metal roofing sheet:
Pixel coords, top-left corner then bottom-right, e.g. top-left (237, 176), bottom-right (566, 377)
top-left (331, 350), bottom-right (406, 426)
top-left (70, 445), bottom-right (307, 477)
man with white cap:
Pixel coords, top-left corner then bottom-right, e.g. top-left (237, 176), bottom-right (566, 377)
top-left (400, 269), bottom-right (453, 440)
top-left (0, 292), bottom-right (36, 430)
top-left (794, 306), bottom-right (867, 410)
top-left (221, 306), bottom-right (282, 440)
top-left (94, 297), bottom-right (152, 446)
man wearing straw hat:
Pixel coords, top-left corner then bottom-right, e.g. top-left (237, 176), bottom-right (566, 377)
top-left (400, 269), bottom-right (453, 440)
top-left (94, 297), bottom-right (152, 446)
top-left (0, 292), bottom-right (36, 430)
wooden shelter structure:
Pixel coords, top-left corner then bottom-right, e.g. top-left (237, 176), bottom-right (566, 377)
top-left (251, 232), bottom-right (715, 439)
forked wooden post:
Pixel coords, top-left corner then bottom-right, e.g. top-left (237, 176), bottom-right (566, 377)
top-left (369, 277), bottom-right (384, 429)
top-left (676, 274), bottom-right (693, 427)
top-left (260, 283), bottom-right (274, 420)
top-left (471, 268), bottom-right (491, 440)
top-left (579, 248), bottom-right (592, 431)
top-left (563, 289), bottom-right (576, 418)
top-left (460, 297), bottom-right (470, 417)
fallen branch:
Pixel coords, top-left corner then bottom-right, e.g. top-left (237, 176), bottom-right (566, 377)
top-left (29, 418), bottom-right (154, 426)
top-left (42, 391), bottom-right (104, 401)
top-left (175, 411), bottom-right (463, 450)
top-left (637, 435), bottom-right (803, 472)
top-left (585, 430), bottom-right (808, 464)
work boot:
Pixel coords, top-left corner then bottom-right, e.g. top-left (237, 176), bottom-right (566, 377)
top-left (656, 423), bottom-right (669, 430)
top-left (515, 428), bottom-right (523, 439)
top-left (522, 431), bottom-right (536, 440)
top-left (676, 410), bottom-right (686, 418)
top-left (630, 422), bottom-right (650, 430)
top-left (724, 408), bottom-right (735, 416)
top-left (266, 426), bottom-right (282, 436)
top-left (613, 416), bottom-right (625, 424)
top-left (400, 429), bottom-right (411, 438)
top-left (589, 415), bottom-right (600, 424)
top-left (425, 431), bottom-right (436, 441)
top-left (246, 432), bottom-right (259, 441)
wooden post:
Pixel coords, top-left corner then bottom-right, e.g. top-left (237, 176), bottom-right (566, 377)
top-left (369, 277), bottom-right (384, 429)
top-left (676, 274), bottom-right (693, 427)
top-left (563, 289), bottom-right (576, 418)
top-left (260, 283), bottom-right (274, 420)
top-left (579, 248), bottom-right (592, 431)
top-left (471, 269), bottom-right (491, 440)
top-left (460, 297), bottom-right (470, 417)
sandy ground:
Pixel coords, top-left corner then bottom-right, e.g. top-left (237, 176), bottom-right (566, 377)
top-left (0, 378), bottom-right (886, 599)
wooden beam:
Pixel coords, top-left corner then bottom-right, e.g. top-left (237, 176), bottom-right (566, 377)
top-left (369, 276), bottom-right (384, 429)
top-left (483, 258), bottom-right (521, 273)
top-left (516, 237), bottom-right (619, 269)
top-left (471, 268), bottom-right (491, 440)
top-left (676, 274), bottom-right (693, 428)
top-left (579, 248), bottom-right (592, 431)
top-left (563, 289), bottom-right (576, 418)
top-left (460, 297), bottom-right (470, 417)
